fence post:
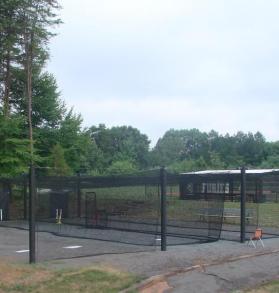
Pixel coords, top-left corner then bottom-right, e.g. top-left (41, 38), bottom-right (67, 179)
top-left (240, 166), bottom-right (246, 243)
top-left (3, 181), bottom-right (10, 220)
top-left (160, 167), bottom-right (167, 251)
top-left (29, 165), bottom-right (36, 263)
top-left (23, 176), bottom-right (28, 220)
top-left (77, 171), bottom-right (81, 218)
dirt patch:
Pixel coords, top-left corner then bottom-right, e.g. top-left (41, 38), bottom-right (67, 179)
top-left (140, 279), bottom-right (172, 293)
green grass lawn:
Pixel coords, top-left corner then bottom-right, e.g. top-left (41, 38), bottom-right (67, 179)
top-left (0, 261), bottom-right (138, 293)
top-left (36, 182), bottom-right (279, 229)
top-left (225, 202), bottom-right (279, 228)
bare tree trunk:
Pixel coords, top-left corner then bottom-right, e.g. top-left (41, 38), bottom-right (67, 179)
top-left (3, 51), bottom-right (11, 118)
top-left (25, 32), bottom-right (34, 161)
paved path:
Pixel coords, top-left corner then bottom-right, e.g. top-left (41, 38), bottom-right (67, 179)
top-left (166, 251), bottom-right (279, 293)
top-left (45, 238), bottom-right (279, 292)
top-left (2, 230), bottom-right (278, 292)
top-left (47, 238), bottom-right (278, 274)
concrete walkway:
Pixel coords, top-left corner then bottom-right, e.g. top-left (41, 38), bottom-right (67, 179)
top-left (45, 238), bottom-right (279, 292)
top-left (165, 250), bottom-right (279, 293)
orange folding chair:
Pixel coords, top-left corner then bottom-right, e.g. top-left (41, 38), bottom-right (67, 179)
top-left (247, 228), bottom-right (264, 248)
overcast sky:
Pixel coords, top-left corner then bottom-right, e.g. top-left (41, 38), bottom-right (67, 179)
top-left (47, 0), bottom-right (279, 146)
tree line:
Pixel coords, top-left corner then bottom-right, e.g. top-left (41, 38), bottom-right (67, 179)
top-left (1, 1), bottom-right (279, 177)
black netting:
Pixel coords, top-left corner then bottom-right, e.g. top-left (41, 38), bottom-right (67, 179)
top-left (178, 172), bottom-right (279, 242)
top-left (0, 177), bottom-right (29, 262)
top-left (171, 174), bottom-right (224, 245)
top-left (5, 168), bottom-right (278, 263)
top-left (177, 174), bottom-right (260, 242)
top-left (221, 173), bottom-right (279, 241)
top-left (31, 169), bottom-right (226, 261)
top-left (0, 177), bottom-right (28, 223)
top-left (0, 181), bottom-right (10, 221)
top-left (34, 170), bottom-right (161, 261)
top-left (257, 174), bottom-right (279, 238)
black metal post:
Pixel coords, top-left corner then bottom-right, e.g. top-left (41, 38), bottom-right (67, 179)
top-left (77, 171), bottom-right (81, 218)
top-left (7, 183), bottom-right (12, 220)
top-left (23, 176), bottom-right (28, 220)
top-left (255, 179), bottom-right (261, 227)
top-left (240, 166), bottom-right (246, 243)
top-left (160, 167), bottom-right (167, 251)
top-left (29, 165), bottom-right (36, 263)
top-left (3, 181), bottom-right (10, 220)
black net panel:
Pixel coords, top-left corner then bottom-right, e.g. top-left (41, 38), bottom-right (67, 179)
top-left (223, 173), bottom-right (279, 241)
top-left (34, 170), bottom-right (161, 261)
top-left (244, 176), bottom-right (259, 239)
top-left (0, 176), bottom-right (29, 262)
top-left (82, 185), bottom-right (160, 244)
top-left (0, 177), bottom-right (27, 221)
top-left (182, 172), bottom-right (279, 242)
top-left (179, 174), bottom-right (260, 242)
top-left (220, 176), bottom-right (259, 242)
top-left (257, 174), bottom-right (279, 238)
top-left (170, 174), bottom-right (224, 245)
top-left (0, 177), bottom-right (28, 223)
top-left (8, 169), bottom-right (276, 262)
top-left (33, 170), bottom-right (226, 261)
top-left (0, 180), bottom-right (10, 222)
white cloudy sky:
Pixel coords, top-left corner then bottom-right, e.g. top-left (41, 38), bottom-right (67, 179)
top-left (47, 0), bottom-right (279, 146)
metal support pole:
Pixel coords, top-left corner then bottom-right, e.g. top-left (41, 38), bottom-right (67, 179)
top-left (77, 171), bottom-right (81, 218)
top-left (7, 183), bottom-right (12, 220)
top-left (240, 166), bottom-right (246, 243)
top-left (160, 167), bottom-right (167, 251)
top-left (3, 181), bottom-right (10, 220)
top-left (29, 165), bottom-right (36, 263)
top-left (23, 176), bottom-right (28, 220)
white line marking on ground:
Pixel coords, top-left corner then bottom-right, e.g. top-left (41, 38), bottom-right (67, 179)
top-left (62, 246), bottom-right (83, 249)
top-left (16, 250), bottom-right (29, 253)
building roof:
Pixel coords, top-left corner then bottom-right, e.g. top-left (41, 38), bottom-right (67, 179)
top-left (181, 169), bottom-right (279, 175)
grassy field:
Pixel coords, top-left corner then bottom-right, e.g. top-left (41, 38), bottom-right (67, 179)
top-left (16, 182), bottom-right (279, 229)
top-left (80, 186), bottom-right (279, 228)
top-left (224, 202), bottom-right (279, 228)
top-left (0, 261), bottom-right (138, 293)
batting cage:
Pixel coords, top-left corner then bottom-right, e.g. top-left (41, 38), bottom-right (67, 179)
top-left (1, 167), bottom-right (278, 263)
top-left (24, 167), bottom-right (224, 261)
top-left (165, 173), bottom-right (224, 246)
top-left (180, 169), bottom-right (279, 242)
top-left (34, 170), bottom-right (162, 261)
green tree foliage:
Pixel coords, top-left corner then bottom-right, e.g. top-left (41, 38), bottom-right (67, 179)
top-left (260, 141), bottom-right (279, 168)
top-left (1, 1), bottom-right (279, 178)
top-left (106, 160), bottom-right (137, 175)
top-left (151, 129), bottom-right (210, 167)
top-left (0, 0), bottom-right (61, 160)
top-left (0, 0), bottom-right (22, 117)
top-left (169, 158), bottom-right (207, 173)
top-left (0, 115), bottom-right (30, 177)
top-left (152, 129), bottom-right (269, 171)
top-left (0, 0), bottom-right (90, 176)
top-left (48, 144), bottom-right (71, 176)
top-left (261, 155), bottom-right (279, 168)
top-left (11, 71), bottom-right (65, 128)
top-left (55, 110), bottom-right (91, 172)
top-left (89, 124), bottom-right (150, 173)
